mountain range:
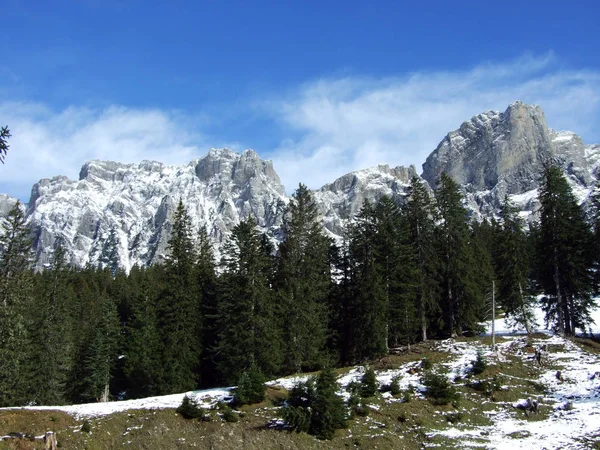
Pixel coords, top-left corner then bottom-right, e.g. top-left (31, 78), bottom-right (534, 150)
top-left (1, 101), bottom-right (598, 270)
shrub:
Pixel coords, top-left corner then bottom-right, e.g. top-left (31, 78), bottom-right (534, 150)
top-left (80, 420), bottom-right (91, 434)
top-left (234, 365), bottom-right (266, 405)
top-left (390, 375), bottom-right (401, 396)
top-left (221, 407), bottom-right (239, 423)
top-left (360, 366), bottom-right (377, 398)
top-left (421, 358), bottom-right (432, 370)
top-left (283, 405), bottom-right (311, 433)
top-left (177, 395), bottom-right (205, 419)
top-left (282, 368), bottom-right (348, 440)
top-left (471, 350), bottom-right (487, 375)
top-left (421, 372), bottom-right (460, 405)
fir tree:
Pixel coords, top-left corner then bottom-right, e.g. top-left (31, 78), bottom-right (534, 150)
top-left (216, 216), bottom-right (281, 384)
top-left (0, 202), bottom-right (34, 406)
top-left (434, 173), bottom-right (484, 337)
top-left (27, 243), bottom-right (75, 405)
top-left (345, 201), bottom-right (388, 362)
top-left (536, 165), bottom-right (595, 335)
top-left (374, 196), bottom-right (419, 348)
top-left (156, 200), bottom-right (201, 393)
top-left (403, 176), bottom-right (440, 341)
top-left (310, 367), bottom-right (348, 440)
top-left (277, 184), bottom-right (331, 373)
top-left (196, 226), bottom-right (220, 387)
top-left (495, 196), bottom-right (536, 334)
top-left (123, 265), bottom-right (162, 398)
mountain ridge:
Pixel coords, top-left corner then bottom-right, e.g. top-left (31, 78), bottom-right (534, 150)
top-left (1, 101), bottom-right (598, 270)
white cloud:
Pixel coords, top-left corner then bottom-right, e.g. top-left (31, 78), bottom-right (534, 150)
top-left (0, 103), bottom-right (207, 199)
top-left (266, 53), bottom-right (600, 191)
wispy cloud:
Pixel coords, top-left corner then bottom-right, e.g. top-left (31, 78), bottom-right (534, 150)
top-left (0, 103), bottom-right (209, 200)
top-left (266, 53), bottom-right (600, 191)
top-left (1, 54), bottom-right (600, 200)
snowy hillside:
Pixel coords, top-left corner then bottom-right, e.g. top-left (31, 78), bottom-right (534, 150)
top-left (3, 304), bottom-right (599, 449)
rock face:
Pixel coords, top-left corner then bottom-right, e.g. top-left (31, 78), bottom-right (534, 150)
top-left (422, 101), bottom-right (599, 221)
top-left (313, 164), bottom-right (418, 237)
top-left (26, 149), bottom-right (288, 270)
top-left (1, 102), bottom-right (598, 270)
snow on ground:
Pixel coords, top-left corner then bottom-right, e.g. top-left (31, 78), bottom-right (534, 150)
top-left (2, 303), bottom-right (599, 448)
top-left (428, 334), bottom-right (600, 449)
top-left (0, 388), bottom-right (232, 419)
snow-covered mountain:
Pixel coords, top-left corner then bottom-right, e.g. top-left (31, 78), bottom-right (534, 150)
top-left (422, 101), bottom-right (600, 221)
top-left (1, 102), bottom-right (598, 270)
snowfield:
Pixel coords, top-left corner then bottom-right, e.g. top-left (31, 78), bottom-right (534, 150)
top-left (2, 304), bottom-right (599, 449)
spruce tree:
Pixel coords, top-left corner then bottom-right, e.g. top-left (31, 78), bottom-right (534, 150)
top-left (123, 265), bottom-right (162, 398)
top-left (434, 173), bottom-right (484, 337)
top-left (27, 244), bottom-right (75, 405)
top-left (156, 200), bottom-right (201, 393)
top-left (277, 184), bottom-right (331, 373)
top-left (0, 202), bottom-right (34, 406)
top-left (536, 165), bottom-right (595, 335)
top-left (310, 367), bottom-right (348, 440)
top-left (495, 196), bottom-right (535, 334)
top-left (216, 216), bottom-right (281, 384)
top-left (196, 226), bottom-right (220, 387)
top-left (403, 176), bottom-right (440, 341)
top-left (374, 196), bottom-right (419, 347)
top-left (345, 201), bottom-right (388, 362)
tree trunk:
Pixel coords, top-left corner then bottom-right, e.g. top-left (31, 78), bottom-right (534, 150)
top-left (518, 282), bottom-right (532, 336)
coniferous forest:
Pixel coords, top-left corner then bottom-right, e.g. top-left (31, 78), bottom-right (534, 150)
top-left (0, 165), bottom-right (598, 408)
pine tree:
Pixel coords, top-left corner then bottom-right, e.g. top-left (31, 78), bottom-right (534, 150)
top-left (495, 196), bottom-right (536, 334)
top-left (0, 202), bottom-right (34, 406)
top-left (403, 176), bottom-right (440, 341)
top-left (216, 216), bottom-right (281, 384)
top-left (536, 165), bottom-right (595, 335)
top-left (277, 184), bottom-right (331, 373)
top-left (156, 200), bottom-right (201, 393)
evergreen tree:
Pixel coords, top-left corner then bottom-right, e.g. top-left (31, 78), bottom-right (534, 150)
top-left (196, 226), bottom-right (220, 387)
top-left (123, 265), bottom-right (162, 398)
top-left (98, 225), bottom-right (121, 277)
top-left (536, 165), bottom-right (595, 335)
top-left (345, 201), bottom-right (388, 362)
top-left (495, 196), bottom-right (535, 334)
top-left (374, 197), bottom-right (419, 347)
top-left (434, 173), bottom-right (484, 336)
top-left (216, 216), bottom-right (281, 384)
top-left (80, 293), bottom-right (120, 402)
top-left (403, 176), bottom-right (440, 341)
top-left (156, 200), bottom-right (201, 393)
top-left (589, 179), bottom-right (600, 294)
top-left (0, 202), bottom-right (34, 406)
top-left (27, 243), bottom-right (75, 405)
top-left (277, 184), bottom-right (331, 373)
top-left (0, 125), bottom-right (10, 163)
top-left (310, 367), bottom-right (348, 440)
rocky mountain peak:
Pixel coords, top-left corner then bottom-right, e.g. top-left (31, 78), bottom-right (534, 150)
top-left (0, 102), bottom-right (597, 270)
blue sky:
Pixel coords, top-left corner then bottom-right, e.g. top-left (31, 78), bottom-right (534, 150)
top-left (1, 0), bottom-right (600, 200)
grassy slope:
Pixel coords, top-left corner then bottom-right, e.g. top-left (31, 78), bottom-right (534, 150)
top-left (1, 336), bottom-right (599, 450)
